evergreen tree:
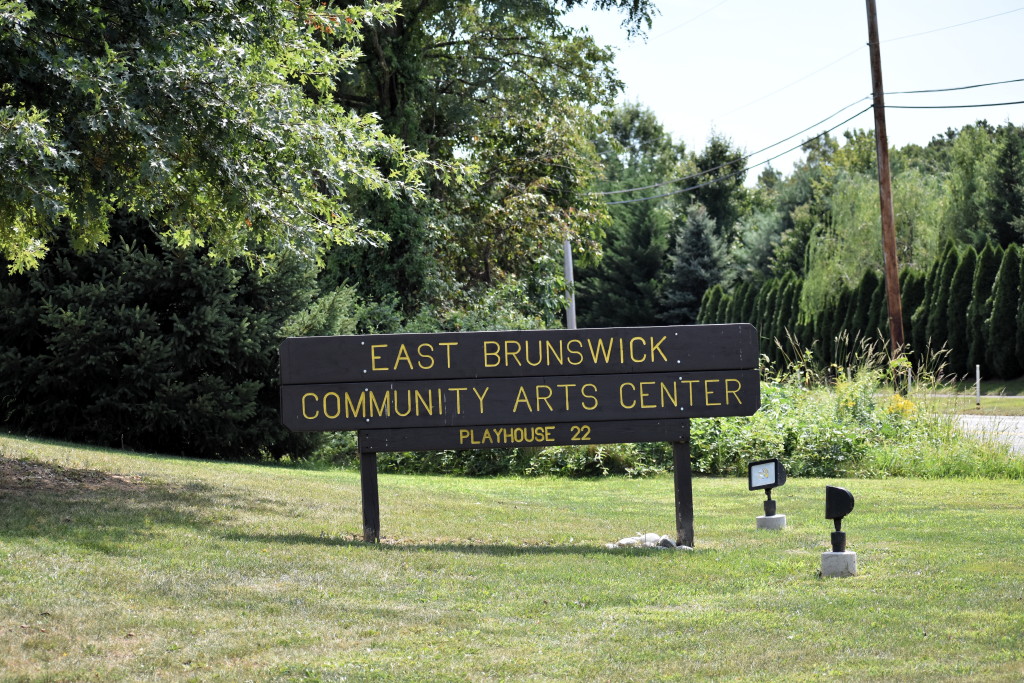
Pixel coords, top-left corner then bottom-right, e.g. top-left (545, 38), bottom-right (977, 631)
top-left (925, 245), bottom-right (959, 352)
top-left (867, 278), bottom-right (886, 345)
top-left (984, 245), bottom-right (1022, 378)
top-left (968, 243), bottom-right (1004, 373)
top-left (1017, 256), bottom-right (1024, 371)
top-left (851, 270), bottom-right (880, 342)
top-left (912, 259), bottom-right (941, 359)
top-left (576, 199), bottom-right (669, 327)
top-left (697, 285), bottom-right (721, 324)
top-left (0, 219), bottom-right (335, 459)
top-left (661, 205), bottom-right (722, 325)
top-left (946, 247), bottom-right (978, 376)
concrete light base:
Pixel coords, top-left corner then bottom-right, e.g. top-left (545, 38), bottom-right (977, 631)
top-left (821, 551), bottom-right (858, 577)
top-left (756, 514), bottom-right (786, 530)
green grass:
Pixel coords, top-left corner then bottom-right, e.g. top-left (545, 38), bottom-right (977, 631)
top-left (2, 434), bottom-right (1023, 681)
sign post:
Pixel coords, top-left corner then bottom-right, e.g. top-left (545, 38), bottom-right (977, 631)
top-left (280, 324), bottom-right (759, 545)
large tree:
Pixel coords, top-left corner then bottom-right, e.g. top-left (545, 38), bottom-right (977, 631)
top-left (1, 0), bottom-right (428, 271)
top-left (322, 0), bottom-right (658, 322)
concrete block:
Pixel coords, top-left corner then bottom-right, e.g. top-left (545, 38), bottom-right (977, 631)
top-left (821, 551), bottom-right (857, 577)
top-left (756, 514), bottom-right (786, 530)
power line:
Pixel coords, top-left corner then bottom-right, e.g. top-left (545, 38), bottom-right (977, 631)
top-left (887, 77), bottom-right (1024, 95)
top-left (604, 105), bottom-right (873, 206)
top-left (649, 0), bottom-right (731, 40)
top-left (595, 96), bottom-right (871, 197)
top-left (884, 6), bottom-right (1024, 43)
top-left (886, 99), bottom-right (1024, 110)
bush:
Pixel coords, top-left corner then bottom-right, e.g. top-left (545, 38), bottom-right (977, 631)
top-left (0, 219), bottom-right (355, 460)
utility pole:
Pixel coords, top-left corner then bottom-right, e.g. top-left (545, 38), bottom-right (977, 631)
top-left (865, 0), bottom-right (905, 354)
top-left (563, 238), bottom-right (577, 329)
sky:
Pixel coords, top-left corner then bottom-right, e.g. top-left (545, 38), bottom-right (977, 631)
top-left (563, 0), bottom-right (1024, 180)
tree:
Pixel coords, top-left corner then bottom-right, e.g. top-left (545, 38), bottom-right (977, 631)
top-left (946, 247), bottom-right (977, 376)
top-left (660, 204), bottom-right (721, 325)
top-left (691, 134), bottom-right (746, 245)
top-left (968, 243), bottom-right (1004, 373)
top-left (0, 218), bottom-right (346, 458)
top-left (925, 245), bottom-right (959, 353)
top-left (576, 196), bottom-right (669, 327)
top-left (985, 124), bottom-right (1024, 247)
top-left (984, 245), bottom-right (1022, 379)
top-left (323, 0), bottom-right (658, 321)
top-left (0, 0), bottom-right (426, 271)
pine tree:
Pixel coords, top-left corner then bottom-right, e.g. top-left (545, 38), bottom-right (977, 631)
top-left (912, 259), bottom-right (941, 360)
top-left (851, 270), bottom-right (880, 343)
top-left (697, 285), bottom-right (722, 324)
top-left (968, 243), bottom-right (1004, 373)
top-left (946, 247), bottom-right (977, 376)
top-left (925, 245), bottom-right (959, 353)
top-left (985, 245), bottom-right (1022, 378)
top-left (661, 205), bottom-right (722, 325)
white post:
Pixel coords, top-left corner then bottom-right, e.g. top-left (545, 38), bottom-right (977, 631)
top-left (976, 365), bottom-right (981, 409)
top-left (563, 239), bottom-right (576, 330)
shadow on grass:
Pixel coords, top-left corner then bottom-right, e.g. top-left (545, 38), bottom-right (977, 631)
top-left (0, 456), bottom-right (247, 554)
top-left (221, 531), bottom-right (687, 557)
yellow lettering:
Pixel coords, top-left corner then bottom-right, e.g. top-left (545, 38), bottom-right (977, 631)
top-left (417, 343), bottom-right (435, 370)
top-left (480, 429), bottom-right (492, 444)
top-left (726, 378), bottom-right (742, 405)
top-left (344, 391), bottom-right (366, 418)
top-left (370, 344), bottom-right (387, 371)
top-left (630, 336), bottom-right (646, 363)
top-left (393, 389), bottom-right (413, 417)
top-left (581, 383), bottom-right (598, 410)
top-left (449, 387), bottom-right (466, 414)
top-left (556, 383), bottom-right (576, 410)
top-left (459, 429), bottom-right (471, 445)
top-left (483, 340), bottom-right (500, 368)
top-left (505, 340), bottom-right (522, 367)
top-left (638, 381), bottom-right (656, 408)
top-left (301, 393), bottom-right (319, 420)
top-left (619, 382), bottom-right (636, 409)
top-left (680, 380), bottom-right (699, 406)
top-left (534, 384), bottom-right (554, 412)
top-left (414, 389), bottom-right (433, 416)
top-left (439, 342), bottom-right (458, 368)
top-left (524, 340), bottom-right (544, 367)
top-left (587, 337), bottom-right (614, 363)
top-left (660, 381), bottom-right (679, 407)
top-left (472, 386), bottom-right (489, 413)
top-left (545, 340), bottom-right (564, 366)
top-left (566, 339), bottom-right (584, 365)
top-left (323, 393), bottom-right (342, 419)
top-left (393, 344), bottom-right (413, 370)
top-left (704, 379), bottom-right (722, 406)
top-left (513, 385), bottom-right (531, 412)
top-left (369, 391), bottom-right (391, 417)
top-left (650, 335), bottom-right (668, 362)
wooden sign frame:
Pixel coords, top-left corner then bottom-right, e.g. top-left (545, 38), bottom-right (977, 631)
top-left (280, 324), bottom-right (760, 547)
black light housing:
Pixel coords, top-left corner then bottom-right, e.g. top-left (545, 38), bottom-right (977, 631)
top-left (825, 485), bottom-right (855, 551)
top-left (748, 459), bottom-right (787, 517)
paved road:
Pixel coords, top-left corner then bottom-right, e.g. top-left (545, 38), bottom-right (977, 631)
top-left (957, 415), bottom-right (1024, 454)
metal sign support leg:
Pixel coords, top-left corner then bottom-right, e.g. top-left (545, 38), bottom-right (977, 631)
top-left (673, 420), bottom-right (695, 548)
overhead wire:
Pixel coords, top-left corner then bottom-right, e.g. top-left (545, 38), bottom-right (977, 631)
top-left (603, 105), bottom-right (873, 206)
top-left (594, 96), bottom-right (871, 197)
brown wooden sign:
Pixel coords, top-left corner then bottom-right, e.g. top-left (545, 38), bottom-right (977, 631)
top-left (280, 324), bottom-right (759, 384)
top-left (279, 324), bottom-right (760, 547)
top-left (281, 368), bottom-right (759, 432)
top-left (357, 419), bottom-right (689, 453)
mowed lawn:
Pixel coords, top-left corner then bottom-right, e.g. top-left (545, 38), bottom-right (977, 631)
top-left (1, 434), bottom-right (1022, 682)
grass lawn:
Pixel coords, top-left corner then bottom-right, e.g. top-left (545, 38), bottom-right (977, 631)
top-left (2, 433), bottom-right (1023, 681)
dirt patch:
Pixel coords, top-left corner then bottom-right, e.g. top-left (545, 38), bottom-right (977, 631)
top-left (0, 457), bottom-right (144, 493)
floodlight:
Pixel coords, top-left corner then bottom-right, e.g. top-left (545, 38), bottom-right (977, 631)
top-left (825, 485), bottom-right (855, 551)
top-left (748, 458), bottom-right (787, 526)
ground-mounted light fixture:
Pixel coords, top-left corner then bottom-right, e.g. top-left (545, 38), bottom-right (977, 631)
top-left (821, 485), bottom-right (857, 577)
top-left (748, 458), bottom-right (787, 529)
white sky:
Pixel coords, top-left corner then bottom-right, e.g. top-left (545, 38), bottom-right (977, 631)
top-left (564, 0), bottom-right (1024, 179)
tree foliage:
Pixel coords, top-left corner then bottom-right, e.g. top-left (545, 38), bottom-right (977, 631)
top-left (0, 0), bottom-right (433, 272)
